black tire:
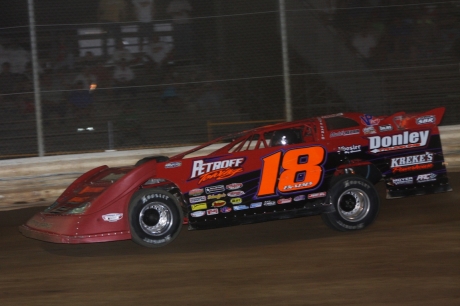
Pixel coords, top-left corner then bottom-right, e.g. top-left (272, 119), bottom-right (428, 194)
top-left (129, 189), bottom-right (183, 248)
top-left (321, 176), bottom-right (380, 231)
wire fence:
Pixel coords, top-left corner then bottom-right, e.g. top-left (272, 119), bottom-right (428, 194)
top-left (0, 0), bottom-right (460, 159)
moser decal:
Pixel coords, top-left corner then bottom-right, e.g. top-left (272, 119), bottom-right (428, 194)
top-left (189, 188), bottom-right (204, 196)
top-left (207, 193), bottom-right (226, 200)
top-left (191, 211), bottom-right (206, 217)
top-left (390, 152), bottom-right (433, 168)
top-left (391, 177), bottom-right (413, 185)
top-left (212, 200), bottom-right (226, 207)
top-left (368, 130), bottom-right (430, 153)
top-left (226, 183), bottom-right (243, 190)
top-left (338, 145), bottom-right (361, 154)
top-left (416, 173), bottom-right (437, 183)
top-left (308, 192), bottom-right (327, 199)
top-left (416, 115), bottom-right (435, 125)
top-left (102, 213), bottom-right (123, 222)
top-left (191, 203), bottom-right (207, 211)
top-left (207, 208), bottom-right (219, 215)
top-left (360, 114), bottom-right (381, 126)
top-left (165, 161), bottom-right (182, 169)
top-left (227, 190), bottom-right (245, 197)
top-left (189, 196), bottom-right (206, 204)
top-left (379, 124), bottom-right (393, 132)
top-left (330, 129), bottom-right (360, 138)
top-left (205, 185), bottom-right (225, 194)
top-left (190, 158), bottom-right (245, 184)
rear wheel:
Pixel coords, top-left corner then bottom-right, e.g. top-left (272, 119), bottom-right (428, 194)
top-left (129, 189), bottom-right (183, 247)
top-left (321, 176), bottom-right (379, 231)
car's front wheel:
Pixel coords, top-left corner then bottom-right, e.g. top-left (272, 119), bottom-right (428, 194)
top-left (129, 189), bottom-right (183, 248)
top-left (321, 176), bottom-right (380, 231)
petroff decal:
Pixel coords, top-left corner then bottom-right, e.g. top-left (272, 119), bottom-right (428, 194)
top-left (263, 200), bottom-right (276, 206)
top-left (191, 211), bottom-right (206, 217)
top-left (330, 129), bottom-right (360, 138)
top-left (189, 196), bottom-right (206, 204)
top-left (391, 177), bottom-right (413, 185)
top-left (363, 126), bottom-right (376, 135)
top-left (416, 115), bottom-right (435, 125)
top-left (308, 192), bottom-right (327, 199)
top-left (379, 124), bottom-right (393, 132)
top-left (390, 152), bottom-right (433, 168)
top-left (190, 158), bottom-right (245, 184)
top-left (338, 145), bottom-right (361, 154)
top-left (392, 164), bottom-right (433, 174)
top-left (191, 203), bottom-right (207, 211)
top-left (212, 200), bottom-right (226, 207)
top-left (233, 205), bottom-right (249, 211)
top-left (416, 173), bottom-right (437, 183)
top-left (205, 185), bottom-right (225, 194)
top-left (207, 193), bottom-right (226, 200)
top-left (227, 190), bottom-right (245, 197)
top-left (226, 183), bottom-right (243, 190)
top-left (294, 195), bottom-right (306, 201)
top-left (360, 114), bottom-right (381, 126)
top-left (206, 208), bottom-right (219, 215)
top-left (250, 202), bottom-right (263, 208)
top-left (102, 213), bottom-right (123, 222)
top-left (165, 161), bottom-right (182, 169)
top-left (277, 198), bottom-right (292, 204)
top-left (230, 198), bottom-right (242, 205)
top-left (368, 130), bottom-right (430, 153)
top-left (220, 206), bottom-right (232, 213)
top-left (189, 188), bottom-right (204, 196)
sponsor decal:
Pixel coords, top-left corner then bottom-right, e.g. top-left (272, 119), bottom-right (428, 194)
top-left (220, 206), bottom-right (232, 213)
top-left (205, 185), bottom-right (225, 194)
top-left (282, 182), bottom-right (313, 191)
top-left (308, 192), bottom-right (327, 199)
top-left (294, 195), bottom-right (306, 201)
top-left (207, 193), bottom-right (226, 200)
top-left (360, 114), bottom-right (381, 126)
top-left (416, 115), bottom-right (435, 125)
top-left (277, 198), bottom-right (292, 204)
top-left (250, 202), bottom-right (263, 208)
top-left (102, 213), bottom-right (123, 222)
top-left (226, 183), bottom-right (243, 190)
top-left (191, 203), bottom-right (207, 211)
top-left (390, 152), bottom-right (433, 168)
top-left (330, 129), bottom-right (360, 138)
top-left (212, 200), bottom-right (226, 207)
top-left (363, 126), bottom-right (376, 135)
top-left (233, 205), bottom-right (249, 211)
top-left (416, 173), bottom-right (437, 183)
top-left (206, 208), bottom-right (219, 215)
top-left (379, 124), bottom-right (393, 132)
top-left (338, 145), bottom-right (361, 154)
top-left (189, 188), bottom-right (204, 197)
top-left (230, 198), bottom-right (242, 205)
top-left (391, 177), bottom-right (413, 185)
top-left (392, 163), bottom-right (433, 173)
top-left (165, 161), bottom-right (182, 169)
top-left (191, 211), bottom-right (206, 217)
top-left (317, 117), bottom-right (326, 140)
top-left (228, 190), bottom-right (245, 197)
top-left (190, 158), bottom-right (245, 184)
top-left (142, 193), bottom-right (170, 203)
top-left (189, 196), bottom-right (206, 204)
top-left (368, 130), bottom-right (430, 153)
top-left (263, 200), bottom-right (276, 206)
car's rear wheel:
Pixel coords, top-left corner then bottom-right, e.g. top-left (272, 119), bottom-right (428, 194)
top-left (129, 189), bottom-right (183, 248)
top-left (321, 176), bottom-right (379, 231)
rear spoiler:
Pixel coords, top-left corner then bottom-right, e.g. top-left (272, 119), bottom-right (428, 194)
top-left (379, 107), bottom-right (445, 129)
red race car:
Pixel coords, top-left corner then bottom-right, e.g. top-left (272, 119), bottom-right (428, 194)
top-left (20, 107), bottom-right (452, 247)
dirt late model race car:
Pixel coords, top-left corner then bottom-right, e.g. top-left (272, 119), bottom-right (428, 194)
top-left (20, 107), bottom-right (452, 248)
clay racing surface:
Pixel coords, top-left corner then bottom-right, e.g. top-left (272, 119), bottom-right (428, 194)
top-left (1, 174), bottom-right (459, 306)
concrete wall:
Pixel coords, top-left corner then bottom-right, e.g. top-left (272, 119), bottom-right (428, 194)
top-left (1, 126), bottom-right (459, 211)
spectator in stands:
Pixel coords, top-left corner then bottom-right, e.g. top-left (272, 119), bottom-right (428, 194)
top-left (351, 26), bottom-right (377, 60)
top-left (73, 65), bottom-right (98, 92)
top-left (4, 41), bottom-right (30, 75)
top-left (50, 33), bottom-right (75, 72)
top-left (143, 33), bottom-right (174, 80)
top-left (131, 0), bottom-right (155, 51)
top-left (0, 62), bottom-right (17, 112)
top-left (98, 0), bottom-right (127, 46)
top-left (68, 80), bottom-right (94, 120)
top-left (109, 39), bottom-right (135, 64)
top-left (166, 0), bottom-right (194, 60)
top-left (112, 58), bottom-right (136, 96)
top-left (41, 69), bottom-right (67, 124)
top-left (115, 102), bottom-right (144, 145)
top-left (194, 71), bottom-right (223, 116)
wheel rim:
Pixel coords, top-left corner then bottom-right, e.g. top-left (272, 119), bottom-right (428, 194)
top-left (139, 202), bottom-right (173, 236)
top-left (337, 188), bottom-right (370, 222)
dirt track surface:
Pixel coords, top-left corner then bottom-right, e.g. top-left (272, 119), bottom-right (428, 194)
top-left (1, 175), bottom-right (460, 306)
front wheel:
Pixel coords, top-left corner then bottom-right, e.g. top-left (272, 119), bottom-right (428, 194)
top-left (129, 189), bottom-right (183, 248)
top-left (321, 176), bottom-right (380, 231)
